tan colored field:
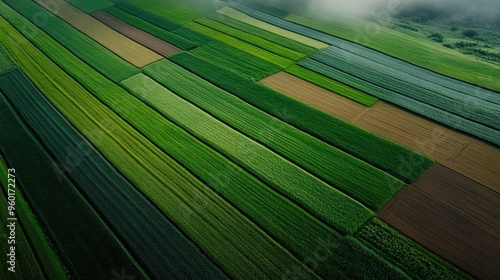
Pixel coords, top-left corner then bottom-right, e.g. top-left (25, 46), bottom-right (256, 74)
top-left (92, 11), bottom-right (181, 57)
top-left (260, 72), bottom-right (368, 122)
top-left (36, 0), bottom-right (162, 67)
top-left (446, 139), bottom-right (500, 191)
top-left (262, 73), bottom-right (499, 190)
top-left (217, 6), bottom-right (328, 49)
top-left (379, 164), bottom-right (500, 279)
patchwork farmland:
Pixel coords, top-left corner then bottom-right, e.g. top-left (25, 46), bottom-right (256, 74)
top-left (0, 0), bottom-right (498, 279)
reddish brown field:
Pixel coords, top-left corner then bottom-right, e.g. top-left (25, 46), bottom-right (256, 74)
top-left (92, 11), bottom-right (181, 57)
top-left (35, 0), bottom-right (162, 67)
top-left (260, 72), bottom-right (368, 122)
top-left (379, 164), bottom-right (500, 279)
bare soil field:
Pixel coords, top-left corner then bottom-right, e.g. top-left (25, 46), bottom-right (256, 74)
top-left (352, 101), bottom-right (470, 162)
top-left (263, 74), bottom-right (499, 190)
top-left (92, 11), bottom-right (181, 57)
top-left (379, 165), bottom-right (500, 279)
top-left (260, 72), bottom-right (368, 122)
top-left (36, 0), bottom-right (162, 67)
top-left (446, 139), bottom-right (500, 192)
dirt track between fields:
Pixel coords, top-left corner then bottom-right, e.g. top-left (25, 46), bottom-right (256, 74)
top-left (379, 164), bottom-right (500, 279)
top-left (262, 72), bottom-right (500, 191)
top-left (92, 11), bottom-right (181, 57)
top-left (36, 0), bottom-right (162, 67)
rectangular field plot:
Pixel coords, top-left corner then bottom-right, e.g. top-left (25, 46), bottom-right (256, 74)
top-left (35, 0), bottom-right (162, 67)
top-left (217, 6), bottom-right (328, 49)
top-left (379, 164), bottom-right (500, 279)
top-left (260, 72), bottom-right (369, 122)
top-left (92, 10), bottom-right (181, 57)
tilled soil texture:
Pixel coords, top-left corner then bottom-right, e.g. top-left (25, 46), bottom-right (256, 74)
top-left (92, 11), bottom-right (181, 57)
top-left (263, 73), bottom-right (499, 190)
top-left (36, 0), bottom-right (162, 67)
top-left (379, 164), bottom-right (500, 279)
top-left (260, 72), bottom-right (368, 122)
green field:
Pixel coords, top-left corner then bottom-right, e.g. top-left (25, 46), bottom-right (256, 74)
top-left (63, 0), bottom-right (113, 13)
top-left (0, 0), bottom-right (488, 278)
top-left (285, 64), bottom-right (378, 106)
top-left (0, 157), bottom-right (46, 280)
top-left (195, 16), bottom-right (305, 60)
top-left (5, 0), bottom-right (139, 83)
top-left (0, 10), bottom-right (317, 279)
top-left (287, 14), bottom-right (500, 92)
top-left (205, 13), bottom-right (316, 55)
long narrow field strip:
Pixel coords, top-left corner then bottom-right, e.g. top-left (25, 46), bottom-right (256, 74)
top-left (414, 164), bottom-right (500, 235)
top-left (62, 0), bottom-right (112, 13)
top-left (286, 13), bottom-right (500, 92)
top-left (262, 71), bottom-right (500, 192)
top-left (0, 161), bottom-right (46, 279)
top-left (205, 13), bottom-right (316, 55)
top-left (0, 12), bottom-right (318, 279)
top-left (300, 59), bottom-right (500, 146)
top-left (92, 10), bottom-right (181, 57)
top-left (122, 74), bottom-right (410, 279)
top-left (169, 53), bottom-right (433, 184)
top-left (190, 41), bottom-right (281, 80)
top-left (284, 65), bottom-right (378, 106)
top-left (311, 49), bottom-right (500, 130)
top-left (379, 165), bottom-right (500, 279)
top-left (302, 33), bottom-right (500, 105)
top-left (0, 87), bottom-right (148, 279)
top-left (352, 101), bottom-right (500, 191)
top-left (217, 6), bottom-right (328, 49)
top-left (4, 0), bottom-right (139, 83)
top-left (194, 17), bottom-right (305, 60)
top-left (112, 1), bottom-right (181, 30)
top-left (355, 218), bottom-right (471, 280)
top-left (0, 156), bottom-right (68, 280)
top-left (120, 0), bottom-right (215, 24)
top-left (122, 73), bottom-right (372, 235)
top-left (0, 46), bottom-right (16, 74)
top-left (446, 139), bottom-right (500, 191)
top-left (35, 0), bottom-right (162, 67)
top-left (149, 57), bottom-right (407, 211)
top-left (172, 26), bottom-right (213, 45)
top-left (184, 21), bottom-right (293, 68)
top-left (103, 6), bottom-right (197, 50)
top-left (120, 75), bottom-right (406, 280)
top-left (260, 72), bottom-right (369, 122)
top-left (352, 102), bottom-right (470, 163)
top-left (1, 69), bottom-right (227, 279)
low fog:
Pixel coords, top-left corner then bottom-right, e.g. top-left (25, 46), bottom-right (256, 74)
top-left (243, 0), bottom-right (500, 26)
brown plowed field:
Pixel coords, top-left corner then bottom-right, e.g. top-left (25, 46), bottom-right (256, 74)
top-left (92, 11), bottom-right (181, 57)
top-left (379, 165), bottom-right (500, 279)
top-left (261, 73), bottom-right (500, 191)
top-left (446, 139), bottom-right (500, 192)
top-left (35, 0), bottom-right (162, 67)
top-left (352, 101), bottom-right (470, 162)
top-left (260, 72), bottom-right (368, 122)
